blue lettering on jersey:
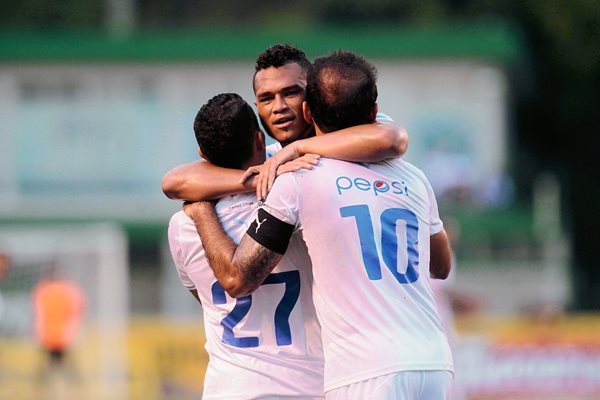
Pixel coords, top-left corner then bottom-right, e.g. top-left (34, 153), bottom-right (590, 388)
top-left (211, 270), bottom-right (301, 348)
top-left (336, 176), bottom-right (409, 197)
top-left (340, 204), bottom-right (420, 285)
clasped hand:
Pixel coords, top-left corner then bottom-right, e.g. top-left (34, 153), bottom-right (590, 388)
top-left (238, 144), bottom-right (320, 200)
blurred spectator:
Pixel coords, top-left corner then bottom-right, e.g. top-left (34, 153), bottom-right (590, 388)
top-left (32, 262), bottom-right (85, 396)
top-left (0, 252), bottom-right (10, 322)
top-left (0, 252), bottom-right (9, 282)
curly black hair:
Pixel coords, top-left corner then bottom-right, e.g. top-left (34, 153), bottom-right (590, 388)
top-left (194, 93), bottom-right (259, 169)
top-left (306, 51), bottom-right (378, 133)
top-left (253, 44), bottom-right (311, 90)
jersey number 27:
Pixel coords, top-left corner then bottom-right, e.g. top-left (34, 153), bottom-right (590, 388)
top-left (211, 270), bottom-right (300, 348)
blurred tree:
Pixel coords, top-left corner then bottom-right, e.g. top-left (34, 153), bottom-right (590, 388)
top-left (317, 0), bottom-right (464, 25)
top-left (137, 0), bottom-right (307, 28)
top-left (0, 0), bottom-right (102, 29)
top-left (475, 1), bottom-right (600, 310)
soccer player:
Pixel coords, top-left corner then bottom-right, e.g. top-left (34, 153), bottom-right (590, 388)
top-left (168, 93), bottom-right (324, 399)
top-left (162, 44), bottom-right (407, 202)
top-left (184, 52), bottom-right (455, 399)
top-left (167, 45), bottom-right (408, 399)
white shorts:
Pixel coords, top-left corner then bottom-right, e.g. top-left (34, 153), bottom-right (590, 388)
top-left (326, 370), bottom-right (454, 400)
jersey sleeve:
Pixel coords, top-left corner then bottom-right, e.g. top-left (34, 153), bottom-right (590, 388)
top-left (425, 178), bottom-right (444, 235)
top-left (262, 172), bottom-right (301, 226)
top-left (247, 208), bottom-right (295, 254)
top-left (245, 172), bottom-right (300, 254)
top-left (167, 213), bottom-right (196, 290)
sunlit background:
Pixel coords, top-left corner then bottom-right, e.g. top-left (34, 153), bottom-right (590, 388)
top-left (1, 1), bottom-right (599, 399)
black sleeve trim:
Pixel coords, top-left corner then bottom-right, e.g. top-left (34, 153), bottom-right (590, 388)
top-left (247, 208), bottom-right (294, 254)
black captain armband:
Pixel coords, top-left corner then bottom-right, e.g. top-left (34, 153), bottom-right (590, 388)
top-left (247, 208), bottom-right (294, 254)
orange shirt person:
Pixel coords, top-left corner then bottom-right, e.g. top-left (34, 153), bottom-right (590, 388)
top-left (32, 276), bottom-right (85, 361)
top-left (0, 252), bottom-right (9, 282)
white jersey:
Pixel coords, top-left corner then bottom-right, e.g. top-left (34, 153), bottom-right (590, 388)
top-left (168, 195), bottom-right (324, 398)
top-left (261, 157), bottom-right (454, 391)
top-left (266, 141), bottom-right (283, 158)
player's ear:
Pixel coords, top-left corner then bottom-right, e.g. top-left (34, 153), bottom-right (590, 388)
top-left (370, 103), bottom-right (379, 122)
top-left (197, 147), bottom-right (208, 161)
top-left (302, 101), bottom-right (313, 124)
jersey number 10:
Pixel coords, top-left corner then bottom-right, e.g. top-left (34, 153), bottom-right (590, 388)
top-left (340, 204), bottom-right (420, 284)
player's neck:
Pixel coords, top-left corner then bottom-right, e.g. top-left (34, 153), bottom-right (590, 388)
top-left (281, 126), bottom-right (316, 147)
top-left (241, 153), bottom-right (266, 170)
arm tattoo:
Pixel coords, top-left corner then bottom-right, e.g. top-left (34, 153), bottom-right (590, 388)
top-left (235, 234), bottom-right (283, 292)
top-left (189, 201), bottom-right (283, 295)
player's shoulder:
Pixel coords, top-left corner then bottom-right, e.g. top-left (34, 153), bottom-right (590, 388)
top-left (266, 142), bottom-right (283, 158)
top-left (168, 210), bottom-right (186, 238)
top-left (303, 158), bottom-right (372, 181)
top-left (215, 193), bottom-right (258, 215)
top-left (375, 111), bottom-right (394, 123)
top-left (315, 157), bottom-right (354, 169)
top-left (383, 157), bottom-right (429, 180)
top-left (266, 171), bottom-right (297, 198)
top-left (317, 157), bottom-right (380, 175)
top-left (169, 210), bottom-right (189, 226)
top-left (168, 210), bottom-right (197, 239)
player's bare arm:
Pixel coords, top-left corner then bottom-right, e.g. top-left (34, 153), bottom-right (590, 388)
top-left (164, 120), bottom-right (406, 202)
top-left (183, 201), bottom-right (283, 297)
top-left (188, 288), bottom-right (201, 304)
top-left (162, 159), bottom-right (256, 201)
top-left (233, 234), bottom-right (283, 296)
top-left (295, 121), bottom-right (408, 162)
top-left (255, 121), bottom-right (408, 199)
top-left (430, 228), bottom-right (452, 279)
top-left (183, 201), bottom-right (243, 292)
top-left (163, 154), bottom-right (321, 201)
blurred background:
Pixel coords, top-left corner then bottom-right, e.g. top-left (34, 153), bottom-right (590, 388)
top-left (0, 0), bottom-right (599, 399)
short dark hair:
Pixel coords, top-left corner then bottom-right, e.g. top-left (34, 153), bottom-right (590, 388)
top-left (194, 93), bottom-right (259, 169)
top-left (253, 44), bottom-right (311, 91)
top-left (306, 51), bottom-right (378, 133)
